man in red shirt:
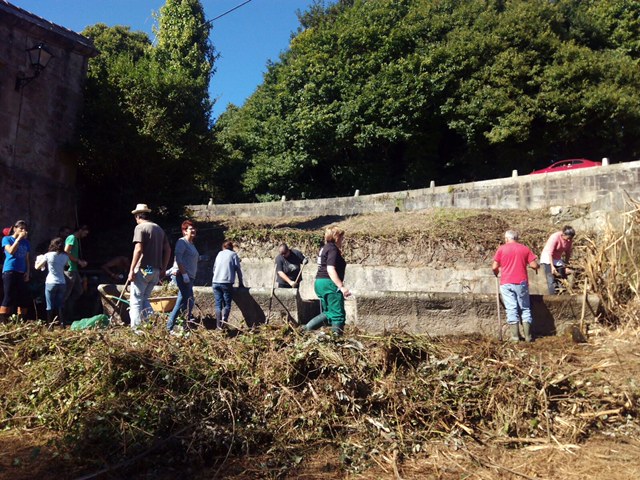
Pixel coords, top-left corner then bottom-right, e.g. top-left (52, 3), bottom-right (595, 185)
top-left (492, 230), bottom-right (539, 342)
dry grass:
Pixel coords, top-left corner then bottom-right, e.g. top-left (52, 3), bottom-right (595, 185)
top-left (2, 205), bottom-right (640, 479)
top-left (580, 199), bottom-right (640, 328)
top-left (1, 320), bottom-right (638, 479)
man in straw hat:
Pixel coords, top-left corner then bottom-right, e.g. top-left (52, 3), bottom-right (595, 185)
top-left (127, 203), bottom-right (171, 331)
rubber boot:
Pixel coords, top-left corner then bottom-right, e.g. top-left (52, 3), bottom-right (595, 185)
top-left (509, 323), bottom-right (520, 342)
top-left (523, 322), bottom-right (533, 342)
top-left (0, 305), bottom-right (11, 322)
top-left (331, 321), bottom-right (345, 336)
top-left (304, 312), bottom-right (328, 332)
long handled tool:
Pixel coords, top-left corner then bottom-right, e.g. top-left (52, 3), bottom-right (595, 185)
top-left (292, 259), bottom-right (307, 287)
top-left (108, 279), bottom-right (130, 325)
top-left (266, 263), bottom-right (277, 324)
top-left (495, 275), bottom-right (503, 341)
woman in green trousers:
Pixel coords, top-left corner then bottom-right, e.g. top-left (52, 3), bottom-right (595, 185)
top-left (304, 225), bottom-right (351, 335)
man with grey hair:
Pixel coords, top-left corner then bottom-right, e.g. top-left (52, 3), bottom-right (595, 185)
top-left (492, 230), bottom-right (539, 342)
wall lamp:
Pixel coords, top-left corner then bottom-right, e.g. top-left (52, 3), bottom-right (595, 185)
top-left (15, 42), bottom-right (54, 91)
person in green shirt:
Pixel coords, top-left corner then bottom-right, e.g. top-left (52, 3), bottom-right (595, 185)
top-left (63, 225), bottom-right (89, 322)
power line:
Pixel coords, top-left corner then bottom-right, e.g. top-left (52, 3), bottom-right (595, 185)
top-left (204, 0), bottom-right (254, 26)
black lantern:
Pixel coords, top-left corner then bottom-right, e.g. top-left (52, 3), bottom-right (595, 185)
top-left (15, 42), bottom-right (54, 91)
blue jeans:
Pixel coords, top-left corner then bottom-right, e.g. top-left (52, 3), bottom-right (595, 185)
top-left (167, 274), bottom-right (194, 331)
top-left (500, 282), bottom-right (532, 325)
top-left (45, 283), bottom-right (66, 311)
top-left (213, 283), bottom-right (233, 326)
top-left (130, 268), bottom-right (160, 329)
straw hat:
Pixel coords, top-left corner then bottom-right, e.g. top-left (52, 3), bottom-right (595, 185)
top-left (131, 203), bottom-right (152, 214)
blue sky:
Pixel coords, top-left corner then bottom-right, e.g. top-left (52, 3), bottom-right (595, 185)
top-left (14, 0), bottom-right (317, 119)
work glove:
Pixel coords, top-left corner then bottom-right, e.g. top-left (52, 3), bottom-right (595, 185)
top-left (302, 257), bottom-right (309, 265)
top-left (182, 273), bottom-right (190, 283)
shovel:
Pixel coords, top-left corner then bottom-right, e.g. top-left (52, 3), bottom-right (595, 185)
top-left (292, 258), bottom-right (308, 288)
top-left (266, 263), bottom-right (278, 324)
top-left (108, 279), bottom-right (130, 325)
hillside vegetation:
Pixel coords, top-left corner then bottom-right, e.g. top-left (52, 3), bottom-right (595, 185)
top-left (215, 0), bottom-right (640, 202)
top-left (77, 0), bottom-right (640, 224)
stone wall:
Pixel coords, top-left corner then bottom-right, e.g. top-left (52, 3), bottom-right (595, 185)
top-left (189, 160), bottom-right (640, 220)
top-left (0, 2), bottom-right (96, 247)
top-left (100, 284), bottom-right (600, 338)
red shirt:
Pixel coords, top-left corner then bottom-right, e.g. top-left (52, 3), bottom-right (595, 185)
top-left (494, 242), bottom-right (537, 285)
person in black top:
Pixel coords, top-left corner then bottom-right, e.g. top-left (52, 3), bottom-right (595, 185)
top-left (304, 225), bottom-right (351, 335)
top-left (275, 243), bottom-right (308, 288)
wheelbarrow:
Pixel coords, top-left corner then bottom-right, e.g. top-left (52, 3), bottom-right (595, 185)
top-left (98, 284), bottom-right (131, 325)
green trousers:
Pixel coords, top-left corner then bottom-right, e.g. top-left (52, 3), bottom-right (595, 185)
top-left (313, 278), bottom-right (345, 333)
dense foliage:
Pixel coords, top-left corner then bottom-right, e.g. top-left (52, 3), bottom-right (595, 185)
top-left (77, 0), bottom-right (216, 226)
top-left (216, 0), bottom-right (640, 202)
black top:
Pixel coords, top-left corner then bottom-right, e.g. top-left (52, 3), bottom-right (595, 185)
top-left (315, 242), bottom-right (346, 281)
top-left (275, 248), bottom-right (305, 286)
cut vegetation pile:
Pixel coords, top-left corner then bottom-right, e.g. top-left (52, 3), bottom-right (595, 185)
top-left (1, 205), bottom-right (640, 479)
top-left (1, 323), bottom-right (639, 479)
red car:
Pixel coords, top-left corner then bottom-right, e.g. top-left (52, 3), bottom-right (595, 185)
top-left (531, 158), bottom-right (602, 174)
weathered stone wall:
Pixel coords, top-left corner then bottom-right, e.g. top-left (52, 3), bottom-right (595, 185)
top-left (0, 2), bottom-right (96, 247)
top-left (189, 161), bottom-right (640, 220)
top-left (100, 285), bottom-right (599, 338)
top-left (239, 258), bottom-right (551, 297)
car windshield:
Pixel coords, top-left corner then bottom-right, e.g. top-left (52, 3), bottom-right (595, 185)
top-left (553, 161), bottom-right (572, 168)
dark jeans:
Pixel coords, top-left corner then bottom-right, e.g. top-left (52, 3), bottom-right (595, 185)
top-left (542, 263), bottom-right (567, 295)
top-left (213, 283), bottom-right (233, 327)
top-left (64, 270), bottom-right (83, 320)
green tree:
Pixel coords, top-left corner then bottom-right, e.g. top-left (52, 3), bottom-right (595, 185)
top-left (215, 0), bottom-right (640, 200)
top-left (78, 0), bottom-right (216, 226)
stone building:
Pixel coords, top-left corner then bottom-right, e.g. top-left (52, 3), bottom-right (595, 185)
top-left (0, 0), bottom-right (96, 249)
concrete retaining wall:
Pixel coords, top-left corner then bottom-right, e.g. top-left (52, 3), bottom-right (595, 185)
top-left (239, 259), bottom-right (551, 298)
top-left (189, 161), bottom-right (640, 220)
top-left (100, 285), bottom-right (600, 338)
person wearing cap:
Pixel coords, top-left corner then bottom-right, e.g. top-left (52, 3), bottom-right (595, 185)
top-left (128, 204), bottom-right (171, 331)
top-left (63, 225), bottom-right (90, 322)
top-left (540, 225), bottom-right (575, 295)
top-left (275, 243), bottom-right (308, 288)
top-left (1, 220), bottom-right (31, 319)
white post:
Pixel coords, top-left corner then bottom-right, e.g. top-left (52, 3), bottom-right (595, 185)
top-left (602, 157), bottom-right (609, 166)
top-left (429, 180), bottom-right (435, 189)
top-left (281, 195), bottom-right (286, 202)
top-left (354, 189), bottom-right (360, 197)
top-left (512, 170), bottom-right (518, 177)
